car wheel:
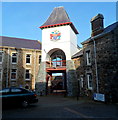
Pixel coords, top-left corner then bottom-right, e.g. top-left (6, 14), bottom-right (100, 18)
top-left (21, 100), bottom-right (29, 108)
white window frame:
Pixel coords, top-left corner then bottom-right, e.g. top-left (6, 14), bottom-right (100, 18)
top-left (80, 75), bottom-right (84, 88)
top-left (0, 51), bottom-right (4, 64)
top-left (87, 73), bottom-right (93, 90)
top-left (86, 50), bottom-right (91, 65)
top-left (11, 69), bottom-right (17, 80)
top-left (0, 69), bottom-right (2, 81)
top-left (26, 54), bottom-right (31, 64)
top-left (25, 69), bottom-right (31, 81)
top-left (11, 52), bottom-right (18, 64)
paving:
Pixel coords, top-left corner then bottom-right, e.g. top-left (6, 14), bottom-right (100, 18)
top-left (2, 95), bottom-right (118, 120)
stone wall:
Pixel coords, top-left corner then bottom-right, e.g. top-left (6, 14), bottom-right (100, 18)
top-left (66, 60), bottom-right (78, 97)
top-left (73, 26), bottom-right (118, 102)
top-left (0, 46), bottom-right (41, 90)
top-left (35, 62), bottom-right (46, 95)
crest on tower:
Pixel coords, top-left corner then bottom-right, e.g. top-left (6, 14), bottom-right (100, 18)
top-left (50, 30), bottom-right (61, 41)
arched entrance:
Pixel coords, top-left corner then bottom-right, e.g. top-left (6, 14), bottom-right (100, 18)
top-left (45, 48), bottom-right (67, 95)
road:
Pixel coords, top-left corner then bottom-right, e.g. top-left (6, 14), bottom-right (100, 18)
top-left (2, 95), bottom-right (118, 120)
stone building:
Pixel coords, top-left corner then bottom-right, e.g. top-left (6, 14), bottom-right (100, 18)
top-left (0, 36), bottom-right (41, 90)
top-left (72, 14), bottom-right (118, 102)
top-left (1, 7), bottom-right (117, 102)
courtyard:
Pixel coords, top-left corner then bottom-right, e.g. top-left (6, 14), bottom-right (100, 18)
top-left (2, 95), bottom-right (118, 120)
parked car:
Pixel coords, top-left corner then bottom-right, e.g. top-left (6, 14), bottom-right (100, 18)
top-left (0, 87), bottom-right (38, 108)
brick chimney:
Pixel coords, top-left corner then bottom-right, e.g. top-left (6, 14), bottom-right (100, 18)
top-left (91, 14), bottom-right (104, 37)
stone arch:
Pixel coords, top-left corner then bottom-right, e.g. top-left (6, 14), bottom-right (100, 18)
top-left (46, 48), bottom-right (66, 64)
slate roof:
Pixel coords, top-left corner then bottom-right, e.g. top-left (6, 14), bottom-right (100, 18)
top-left (0, 36), bottom-right (41, 50)
top-left (81, 21), bottom-right (118, 45)
top-left (40, 6), bottom-right (78, 34)
top-left (41, 6), bottom-right (70, 26)
top-left (71, 49), bottom-right (83, 59)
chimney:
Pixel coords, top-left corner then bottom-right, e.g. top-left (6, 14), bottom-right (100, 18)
top-left (91, 14), bottom-right (104, 37)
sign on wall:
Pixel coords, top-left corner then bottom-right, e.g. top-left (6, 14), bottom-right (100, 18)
top-left (94, 93), bottom-right (105, 102)
top-left (50, 30), bottom-right (61, 41)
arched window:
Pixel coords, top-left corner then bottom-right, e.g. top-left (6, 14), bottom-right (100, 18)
top-left (52, 55), bottom-right (62, 67)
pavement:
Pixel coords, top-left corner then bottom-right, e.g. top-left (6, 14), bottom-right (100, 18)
top-left (2, 95), bottom-right (118, 120)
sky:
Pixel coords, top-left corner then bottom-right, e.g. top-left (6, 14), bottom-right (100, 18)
top-left (1, 2), bottom-right (117, 47)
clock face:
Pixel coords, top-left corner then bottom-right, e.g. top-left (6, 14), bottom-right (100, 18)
top-left (50, 30), bottom-right (61, 41)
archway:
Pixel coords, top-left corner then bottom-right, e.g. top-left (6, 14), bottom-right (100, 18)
top-left (45, 48), bottom-right (67, 95)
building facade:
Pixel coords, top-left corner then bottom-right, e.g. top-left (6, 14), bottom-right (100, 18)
top-left (36, 6), bottom-right (80, 96)
top-left (0, 36), bottom-right (41, 90)
top-left (1, 7), bottom-right (117, 102)
top-left (72, 14), bottom-right (118, 102)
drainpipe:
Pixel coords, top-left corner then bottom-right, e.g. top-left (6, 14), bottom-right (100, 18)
top-left (6, 48), bottom-right (9, 87)
top-left (93, 38), bottom-right (99, 93)
top-left (34, 50), bottom-right (36, 90)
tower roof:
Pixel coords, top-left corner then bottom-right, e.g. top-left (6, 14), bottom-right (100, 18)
top-left (40, 6), bottom-right (78, 34)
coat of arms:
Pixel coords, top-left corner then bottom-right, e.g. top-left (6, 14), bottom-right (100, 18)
top-left (50, 30), bottom-right (61, 40)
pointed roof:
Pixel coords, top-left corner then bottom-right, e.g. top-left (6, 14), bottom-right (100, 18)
top-left (40, 6), bottom-right (78, 34)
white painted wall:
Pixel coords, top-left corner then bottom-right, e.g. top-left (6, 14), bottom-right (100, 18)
top-left (69, 26), bottom-right (79, 56)
top-left (41, 25), bottom-right (78, 61)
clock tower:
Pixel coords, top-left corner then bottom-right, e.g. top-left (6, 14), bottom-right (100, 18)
top-left (36, 6), bottom-right (80, 96)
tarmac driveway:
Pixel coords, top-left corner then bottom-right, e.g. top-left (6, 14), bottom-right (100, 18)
top-left (2, 95), bottom-right (118, 120)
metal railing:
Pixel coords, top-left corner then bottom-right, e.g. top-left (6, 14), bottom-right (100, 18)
top-left (46, 60), bottom-right (66, 68)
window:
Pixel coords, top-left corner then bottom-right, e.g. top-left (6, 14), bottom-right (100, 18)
top-left (86, 50), bottom-right (91, 65)
top-left (25, 69), bottom-right (30, 80)
top-left (87, 73), bottom-right (92, 90)
top-left (39, 55), bottom-right (41, 64)
top-left (12, 53), bottom-right (17, 64)
top-left (11, 88), bottom-right (22, 93)
top-left (0, 88), bottom-right (10, 93)
top-left (52, 55), bottom-right (62, 67)
top-left (0, 69), bottom-right (2, 81)
top-left (11, 69), bottom-right (17, 80)
top-left (0, 51), bottom-right (3, 63)
top-left (80, 76), bottom-right (84, 88)
top-left (26, 54), bottom-right (31, 64)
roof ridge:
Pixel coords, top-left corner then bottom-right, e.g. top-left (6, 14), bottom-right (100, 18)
top-left (1, 36), bottom-right (39, 42)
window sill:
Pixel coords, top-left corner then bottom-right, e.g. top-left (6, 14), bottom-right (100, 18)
top-left (11, 63), bottom-right (17, 65)
top-left (86, 64), bottom-right (92, 67)
top-left (25, 79), bottom-right (31, 81)
top-left (11, 79), bottom-right (17, 81)
top-left (88, 88), bottom-right (93, 90)
top-left (26, 63), bottom-right (31, 65)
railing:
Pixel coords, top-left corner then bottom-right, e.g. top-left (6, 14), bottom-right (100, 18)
top-left (46, 60), bottom-right (66, 68)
